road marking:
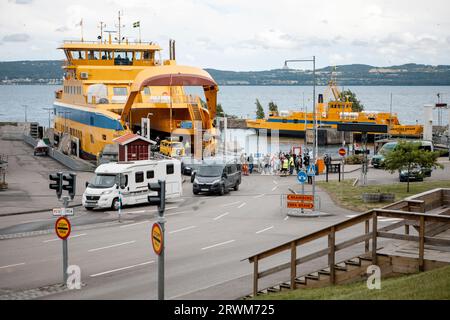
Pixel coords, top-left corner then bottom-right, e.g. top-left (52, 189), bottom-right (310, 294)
top-left (272, 180), bottom-right (278, 185)
top-left (256, 226), bottom-right (274, 234)
top-left (124, 210), bottom-right (146, 214)
top-left (0, 262), bottom-right (26, 269)
top-left (222, 201), bottom-right (241, 207)
top-left (43, 233), bottom-right (87, 243)
top-left (213, 212), bottom-right (230, 221)
top-left (169, 226), bottom-right (196, 234)
top-left (90, 260), bottom-right (154, 277)
top-left (88, 241), bottom-right (136, 252)
top-left (284, 216), bottom-right (289, 221)
top-left (119, 220), bottom-right (150, 228)
top-left (201, 240), bottom-right (235, 250)
top-left (166, 210), bottom-right (191, 217)
top-left (237, 202), bottom-right (247, 209)
top-left (271, 186), bottom-right (278, 191)
top-left (253, 194), bottom-right (265, 199)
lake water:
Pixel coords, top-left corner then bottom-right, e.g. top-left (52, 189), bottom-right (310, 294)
top-left (1, 85), bottom-right (449, 126)
top-left (0, 85), bottom-right (449, 156)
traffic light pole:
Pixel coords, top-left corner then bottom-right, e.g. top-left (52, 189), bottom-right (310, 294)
top-left (157, 180), bottom-right (166, 301)
top-left (61, 196), bottom-right (70, 285)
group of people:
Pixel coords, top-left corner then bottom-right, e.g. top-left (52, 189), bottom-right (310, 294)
top-left (240, 151), bottom-right (312, 179)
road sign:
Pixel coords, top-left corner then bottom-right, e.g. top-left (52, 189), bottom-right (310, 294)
top-left (287, 202), bottom-right (314, 209)
top-left (307, 165), bottom-right (316, 176)
top-left (152, 223), bottom-right (163, 255)
top-left (297, 171), bottom-right (307, 184)
top-left (55, 217), bottom-right (71, 240)
top-left (52, 207), bottom-right (74, 216)
top-left (338, 148), bottom-right (346, 157)
top-left (287, 194), bottom-right (314, 202)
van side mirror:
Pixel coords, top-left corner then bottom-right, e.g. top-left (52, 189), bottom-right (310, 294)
top-left (85, 181), bottom-right (89, 188)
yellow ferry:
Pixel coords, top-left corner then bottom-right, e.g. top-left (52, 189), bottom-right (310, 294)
top-left (53, 26), bottom-right (218, 160)
top-left (246, 80), bottom-right (423, 137)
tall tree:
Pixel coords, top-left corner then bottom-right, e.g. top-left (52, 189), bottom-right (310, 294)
top-left (340, 89), bottom-right (364, 112)
top-left (255, 99), bottom-right (265, 119)
top-left (383, 141), bottom-right (442, 192)
top-left (268, 101), bottom-right (278, 114)
top-left (216, 103), bottom-right (225, 117)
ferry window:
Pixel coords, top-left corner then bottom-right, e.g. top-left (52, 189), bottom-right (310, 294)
top-left (101, 51), bottom-right (111, 60)
top-left (88, 51), bottom-right (100, 60)
top-left (143, 51), bottom-right (151, 60)
top-left (114, 51), bottom-right (132, 65)
top-left (135, 172), bottom-right (144, 183)
top-left (282, 119), bottom-right (287, 123)
top-left (294, 119), bottom-right (298, 124)
top-left (90, 134), bottom-right (94, 144)
top-left (146, 170), bottom-right (154, 179)
top-left (113, 87), bottom-right (128, 96)
top-left (102, 134), bottom-right (106, 141)
top-left (134, 51), bottom-right (142, 60)
top-left (76, 51), bottom-right (86, 60)
top-left (143, 87), bottom-right (151, 95)
top-left (166, 164), bottom-right (174, 175)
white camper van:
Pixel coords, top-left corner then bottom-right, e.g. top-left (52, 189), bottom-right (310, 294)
top-left (82, 159), bottom-right (182, 210)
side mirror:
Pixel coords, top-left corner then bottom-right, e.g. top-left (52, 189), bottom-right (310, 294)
top-left (85, 181), bottom-right (89, 188)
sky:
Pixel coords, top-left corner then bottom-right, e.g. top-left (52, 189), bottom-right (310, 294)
top-left (1, 0), bottom-right (449, 70)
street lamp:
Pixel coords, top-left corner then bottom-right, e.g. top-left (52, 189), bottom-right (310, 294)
top-left (43, 107), bottom-right (53, 129)
top-left (284, 56), bottom-right (317, 212)
top-left (22, 105), bottom-right (28, 122)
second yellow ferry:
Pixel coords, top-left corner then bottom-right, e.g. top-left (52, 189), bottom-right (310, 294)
top-left (246, 80), bottom-right (423, 137)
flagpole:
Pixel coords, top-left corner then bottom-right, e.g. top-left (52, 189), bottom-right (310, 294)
top-left (139, 24), bottom-right (141, 43)
top-left (81, 19), bottom-right (84, 42)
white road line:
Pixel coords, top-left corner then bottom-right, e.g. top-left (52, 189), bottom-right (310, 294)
top-left (272, 180), bottom-right (278, 185)
top-left (119, 220), bottom-right (150, 228)
top-left (0, 262), bottom-right (26, 269)
top-left (237, 202), bottom-right (247, 209)
top-left (222, 201), bottom-right (241, 207)
top-left (88, 241), bottom-right (136, 252)
top-left (124, 210), bottom-right (146, 214)
top-left (169, 226), bottom-right (196, 234)
top-left (43, 233), bottom-right (87, 243)
top-left (253, 194), bottom-right (265, 199)
top-left (284, 216), bottom-right (289, 221)
top-left (90, 260), bottom-right (154, 277)
top-left (166, 210), bottom-right (191, 217)
top-left (201, 240), bottom-right (235, 250)
top-left (213, 212), bottom-right (230, 221)
top-left (271, 186), bottom-right (278, 191)
top-left (256, 226), bottom-right (274, 234)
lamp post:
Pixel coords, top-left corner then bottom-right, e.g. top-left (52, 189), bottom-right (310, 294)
top-left (284, 56), bottom-right (317, 212)
top-left (22, 105), bottom-right (28, 122)
top-left (43, 107), bottom-right (53, 129)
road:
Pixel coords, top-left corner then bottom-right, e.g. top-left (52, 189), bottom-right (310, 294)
top-left (0, 172), bottom-right (405, 300)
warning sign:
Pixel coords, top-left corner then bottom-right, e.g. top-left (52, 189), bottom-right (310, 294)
top-left (55, 217), bottom-right (71, 240)
top-left (287, 202), bottom-right (314, 209)
top-left (287, 194), bottom-right (314, 202)
top-left (151, 223), bottom-right (163, 255)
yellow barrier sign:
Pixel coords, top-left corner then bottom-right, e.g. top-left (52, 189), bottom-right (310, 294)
top-left (55, 217), bottom-right (71, 240)
top-left (152, 223), bottom-right (163, 255)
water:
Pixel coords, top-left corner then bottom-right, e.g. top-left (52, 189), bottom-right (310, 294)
top-left (1, 85), bottom-right (448, 127)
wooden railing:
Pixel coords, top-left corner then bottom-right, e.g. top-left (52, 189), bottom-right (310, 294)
top-left (246, 194), bottom-right (450, 296)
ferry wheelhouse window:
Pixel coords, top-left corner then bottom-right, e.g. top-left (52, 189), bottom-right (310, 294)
top-left (113, 51), bottom-right (132, 65)
top-left (75, 51), bottom-right (86, 60)
top-left (143, 87), bottom-right (151, 95)
top-left (113, 87), bottom-right (128, 96)
top-left (88, 51), bottom-right (100, 60)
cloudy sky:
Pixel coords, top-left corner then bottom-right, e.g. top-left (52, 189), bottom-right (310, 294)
top-left (1, 0), bottom-right (449, 70)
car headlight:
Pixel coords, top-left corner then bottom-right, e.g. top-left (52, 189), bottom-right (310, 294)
top-left (101, 190), bottom-right (113, 195)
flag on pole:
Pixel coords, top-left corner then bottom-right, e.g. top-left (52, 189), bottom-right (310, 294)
top-left (133, 21), bottom-right (140, 28)
top-left (76, 19), bottom-right (83, 27)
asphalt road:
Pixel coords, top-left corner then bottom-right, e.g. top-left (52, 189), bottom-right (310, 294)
top-left (0, 173), bottom-right (405, 300)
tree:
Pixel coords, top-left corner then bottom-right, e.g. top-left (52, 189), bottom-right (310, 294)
top-left (340, 89), bottom-right (364, 112)
top-left (255, 99), bottom-right (265, 119)
top-left (268, 101), bottom-right (278, 114)
top-left (383, 141), bottom-right (442, 192)
top-left (216, 103), bottom-right (225, 117)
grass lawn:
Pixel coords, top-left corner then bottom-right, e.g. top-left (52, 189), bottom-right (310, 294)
top-left (317, 179), bottom-right (450, 212)
top-left (254, 265), bottom-right (450, 300)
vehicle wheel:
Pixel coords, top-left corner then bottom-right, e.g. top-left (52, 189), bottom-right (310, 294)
top-left (111, 198), bottom-right (120, 211)
top-left (85, 207), bottom-right (94, 211)
top-left (219, 184), bottom-right (225, 196)
top-left (191, 174), bottom-right (195, 183)
top-left (193, 190), bottom-right (199, 195)
top-left (234, 182), bottom-right (240, 191)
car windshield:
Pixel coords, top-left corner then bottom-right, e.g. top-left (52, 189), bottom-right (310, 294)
top-left (89, 174), bottom-right (117, 188)
top-left (198, 166), bottom-right (223, 177)
top-left (171, 142), bottom-right (183, 148)
top-left (379, 143), bottom-right (396, 155)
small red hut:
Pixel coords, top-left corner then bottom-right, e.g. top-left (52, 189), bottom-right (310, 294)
top-left (113, 133), bottom-right (155, 162)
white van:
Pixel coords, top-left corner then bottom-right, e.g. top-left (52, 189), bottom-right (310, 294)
top-left (82, 159), bottom-right (182, 210)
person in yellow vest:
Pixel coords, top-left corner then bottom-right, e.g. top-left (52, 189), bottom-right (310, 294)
top-left (282, 157), bottom-right (289, 177)
top-left (289, 156), bottom-right (295, 175)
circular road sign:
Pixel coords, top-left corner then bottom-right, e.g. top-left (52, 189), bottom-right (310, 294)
top-left (55, 217), bottom-right (71, 240)
top-left (151, 223), bottom-right (163, 255)
top-left (338, 148), bottom-right (346, 157)
top-left (297, 171), bottom-right (307, 184)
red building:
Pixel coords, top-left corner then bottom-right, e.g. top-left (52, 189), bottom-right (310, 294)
top-left (113, 133), bottom-right (155, 161)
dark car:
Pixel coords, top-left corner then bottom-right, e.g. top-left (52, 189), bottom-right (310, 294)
top-left (399, 166), bottom-right (424, 182)
top-left (193, 163), bottom-right (241, 196)
top-left (180, 157), bottom-right (203, 176)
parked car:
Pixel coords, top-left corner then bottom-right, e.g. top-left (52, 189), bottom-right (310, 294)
top-left (180, 157), bottom-right (203, 176)
top-left (193, 162), bottom-right (241, 196)
top-left (399, 166), bottom-right (424, 182)
top-left (372, 140), bottom-right (434, 168)
top-left (159, 138), bottom-right (185, 158)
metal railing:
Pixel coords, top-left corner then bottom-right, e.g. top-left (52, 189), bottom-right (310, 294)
top-left (246, 189), bottom-right (450, 296)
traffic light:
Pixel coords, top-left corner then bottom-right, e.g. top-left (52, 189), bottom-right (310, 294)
top-left (148, 180), bottom-right (165, 214)
top-left (49, 172), bottom-right (63, 199)
top-left (62, 173), bottom-right (77, 200)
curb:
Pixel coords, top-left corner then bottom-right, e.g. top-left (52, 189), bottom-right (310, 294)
top-left (0, 203), bottom-right (83, 217)
top-left (287, 211), bottom-right (335, 218)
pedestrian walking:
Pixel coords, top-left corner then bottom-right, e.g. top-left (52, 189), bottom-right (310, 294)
top-left (249, 153), bottom-right (254, 174)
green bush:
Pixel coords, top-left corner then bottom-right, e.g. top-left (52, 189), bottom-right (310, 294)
top-left (345, 154), bottom-right (364, 164)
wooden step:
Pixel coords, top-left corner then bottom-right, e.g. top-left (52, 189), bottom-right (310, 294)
top-left (345, 259), bottom-right (361, 267)
top-left (318, 269), bottom-right (331, 276)
top-left (267, 287), bottom-right (280, 293)
top-left (279, 282), bottom-right (292, 290)
top-left (305, 273), bottom-right (320, 281)
top-left (295, 277), bottom-right (306, 285)
top-left (334, 264), bottom-right (348, 272)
